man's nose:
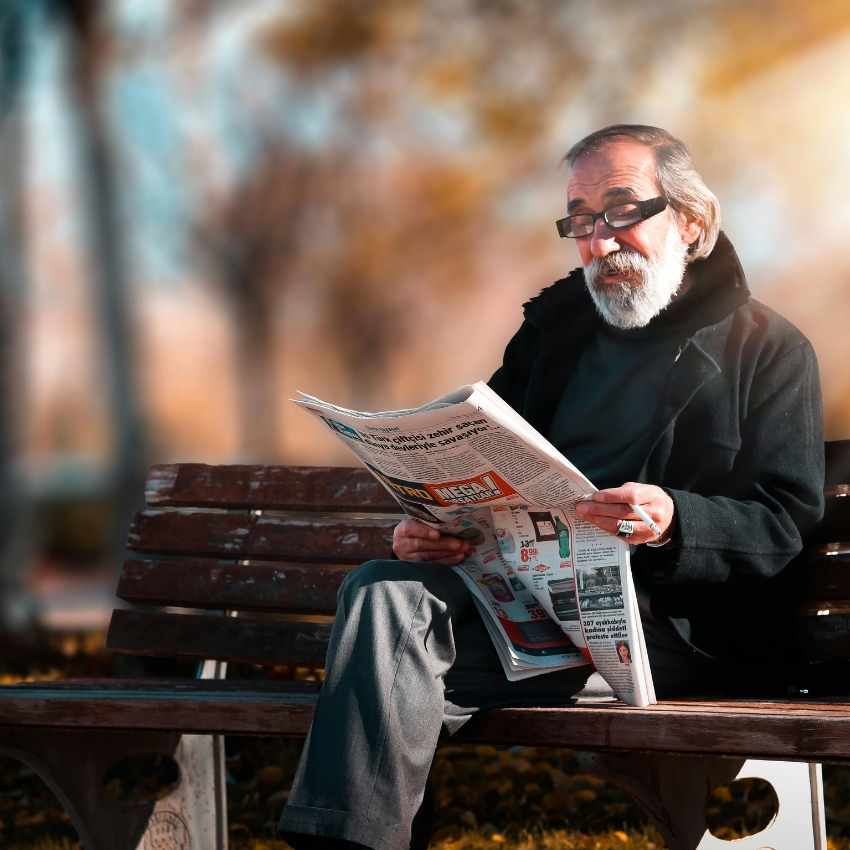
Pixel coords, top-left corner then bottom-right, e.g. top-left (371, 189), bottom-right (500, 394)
top-left (589, 219), bottom-right (620, 258)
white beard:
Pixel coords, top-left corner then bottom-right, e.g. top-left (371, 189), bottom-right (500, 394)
top-left (583, 222), bottom-right (689, 329)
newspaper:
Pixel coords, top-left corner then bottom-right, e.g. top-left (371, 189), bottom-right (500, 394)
top-left (293, 382), bottom-right (656, 707)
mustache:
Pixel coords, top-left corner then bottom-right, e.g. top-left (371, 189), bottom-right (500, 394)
top-left (586, 251), bottom-right (650, 293)
top-left (591, 251), bottom-right (648, 278)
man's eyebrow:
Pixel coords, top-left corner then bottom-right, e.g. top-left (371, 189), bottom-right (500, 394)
top-left (567, 187), bottom-right (639, 213)
top-left (603, 187), bottom-right (638, 200)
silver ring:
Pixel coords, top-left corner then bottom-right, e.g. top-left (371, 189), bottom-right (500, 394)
top-left (616, 519), bottom-right (634, 538)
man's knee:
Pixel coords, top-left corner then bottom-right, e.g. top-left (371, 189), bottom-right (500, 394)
top-left (339, 559), bottom-right (465, 610)
top-left (339, 559), bottom-right (400, 603)
top-left (344, 558), bottom-right (448, 588)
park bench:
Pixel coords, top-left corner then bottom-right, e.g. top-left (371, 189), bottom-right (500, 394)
top-left (1, 443), bottom-right (850, 849)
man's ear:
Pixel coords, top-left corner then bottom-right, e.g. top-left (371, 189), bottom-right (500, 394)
top-left (678, 213), bottom-right (702, 248)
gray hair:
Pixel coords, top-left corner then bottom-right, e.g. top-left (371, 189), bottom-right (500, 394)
top-left (562, 124), bottom-right (721, 262)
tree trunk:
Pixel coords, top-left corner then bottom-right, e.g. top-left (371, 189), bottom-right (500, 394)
top-left (233, 289), bottom-right (279, 462)
top-left (63, 0), bottom-right (147, 571)
top-left (0, 0), bottom-right (35, 627)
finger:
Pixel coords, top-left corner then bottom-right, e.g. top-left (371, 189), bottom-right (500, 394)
top-left (576, 501), bottom-right (637, 520)
top-left (413, 535), bottom-right (470, 551)
top-left (393, 520), bottom-right (440, 541)
top-left (582, 514), bottom-right (655, 543)
top-left (592, 483), bottom-right (657, 505)
top-left (432, 552), bottom-right (468, 566)
top-left (584, 514), bottom-right (627, 534)
top-left (398, 519), bottom-right (442, 540)
top-left (398, 550), bottom-right (465, 564)
top-left (405, 542), bottom-right (470, 559)
top-left (396, 551), bottom-right (468, 564)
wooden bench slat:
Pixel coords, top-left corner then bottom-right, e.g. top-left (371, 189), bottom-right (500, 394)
top-left (459, 700), bottom-right (850, 758)
top-left (106, 610), bottom-right (331, 667)
top-left (0, 682), bottom-right (319, 737)
top-left (143, 443), bottom-right (850, 513)
top-left (7, 682), bottom-right (850, 762)
top-left (147, 442), bottom-right (850, 509)
top-left (124, 503), bottom-right (849, 572)
top-left (127, 510), bottom-right (396, 563)
top-left (145, 464), bottom-right (401, 512)
top-left (116, 559), bottom-right (348, 613)
top-left (115, 554), bottom-right (849, 615)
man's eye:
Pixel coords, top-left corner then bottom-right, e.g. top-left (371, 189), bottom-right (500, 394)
top-left (607, 204), bottom-right (640, 225)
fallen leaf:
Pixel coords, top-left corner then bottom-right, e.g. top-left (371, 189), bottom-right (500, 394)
top-left (256, 765), bottom-right (285, 785)
top-left (431, 824), bottom-right (462, 845)
top-left (573, 789), bottom-right (597, 802)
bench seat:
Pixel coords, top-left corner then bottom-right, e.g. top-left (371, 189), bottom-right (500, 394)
top-left (4, 680), bottom-right (850, 765)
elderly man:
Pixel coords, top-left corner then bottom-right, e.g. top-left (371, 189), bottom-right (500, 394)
top-left (278, 125), bottom-right (824, 850)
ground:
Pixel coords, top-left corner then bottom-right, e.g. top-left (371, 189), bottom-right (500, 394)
top-left (5, 739), bottom-right (850, 849)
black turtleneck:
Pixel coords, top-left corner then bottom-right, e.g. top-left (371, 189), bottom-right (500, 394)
top-left (548, 281), bottom-right (700, 490)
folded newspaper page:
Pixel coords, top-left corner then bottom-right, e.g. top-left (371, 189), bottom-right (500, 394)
top-left (293, 382), bottom-right (656, 707)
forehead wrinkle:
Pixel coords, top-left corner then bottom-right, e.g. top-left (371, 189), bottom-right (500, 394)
top-left (567, 160), bottom-right (660, 209)
top-left (568, 186), bottom-right (641, 212)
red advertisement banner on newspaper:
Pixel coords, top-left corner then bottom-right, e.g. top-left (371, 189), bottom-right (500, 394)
top-left (367, 465), bottom-right (517, 508)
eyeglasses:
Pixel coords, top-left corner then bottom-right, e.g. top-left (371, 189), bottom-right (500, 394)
top-left (556, 196), bottom-right (669, 238)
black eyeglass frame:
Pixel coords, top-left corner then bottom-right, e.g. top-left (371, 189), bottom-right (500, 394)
top-left (556, 195), bottom-right (669, 239)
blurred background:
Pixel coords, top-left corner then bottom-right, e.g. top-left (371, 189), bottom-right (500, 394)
top-left (4, 2), bottom-right (850, 846)
top-left (1, 0), bottom-right (850, 651)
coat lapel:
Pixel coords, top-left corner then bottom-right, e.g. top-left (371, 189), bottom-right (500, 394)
top-left (638, 337), bottom-right (724, 483)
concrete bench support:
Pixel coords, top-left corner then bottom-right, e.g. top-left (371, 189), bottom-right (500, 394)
top-left (576, 750), bottom-right (826, 850)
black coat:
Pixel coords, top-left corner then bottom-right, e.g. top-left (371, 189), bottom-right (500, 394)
top-left (489, 233), bottom-right (825, 667)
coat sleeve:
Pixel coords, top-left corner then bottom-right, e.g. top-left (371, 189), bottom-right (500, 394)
top-left (645, 340), bottom-right (825, 585)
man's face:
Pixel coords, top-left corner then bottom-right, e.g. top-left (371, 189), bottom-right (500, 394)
top-left (567, 141), bottom-right (699, 328)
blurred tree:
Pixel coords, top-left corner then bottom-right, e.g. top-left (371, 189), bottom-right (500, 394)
top-left (313, 161), bottom-right (490, 406)
top-left (260, 0), bottom-right (592, 408)
top-left (0, 0), bottom-right (32, 625)
top-left (56, 0), bottom-right (146, 568)
top-left (197, 146), bottom-right (317, 460)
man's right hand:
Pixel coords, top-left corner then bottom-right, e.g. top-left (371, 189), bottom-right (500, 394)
top-left (392, 518), bottom-right (471, 565)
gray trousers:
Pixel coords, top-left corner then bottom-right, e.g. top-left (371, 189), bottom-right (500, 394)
top-left (277, 559), bottom-right (705, 850)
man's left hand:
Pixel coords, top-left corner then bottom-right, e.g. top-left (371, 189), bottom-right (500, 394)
top-left (574, 483), bottom-right (674, 545)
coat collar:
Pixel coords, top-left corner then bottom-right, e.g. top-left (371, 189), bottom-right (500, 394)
top-left (515, 231), bottom-right (751, 436)
top-left (522, 231), bottom-right (751, 338)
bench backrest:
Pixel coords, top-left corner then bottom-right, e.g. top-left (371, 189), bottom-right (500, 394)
top-left (106, 442), bottom-right (850, 671)
top-left (107, 465), bottom-right (402, 669)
